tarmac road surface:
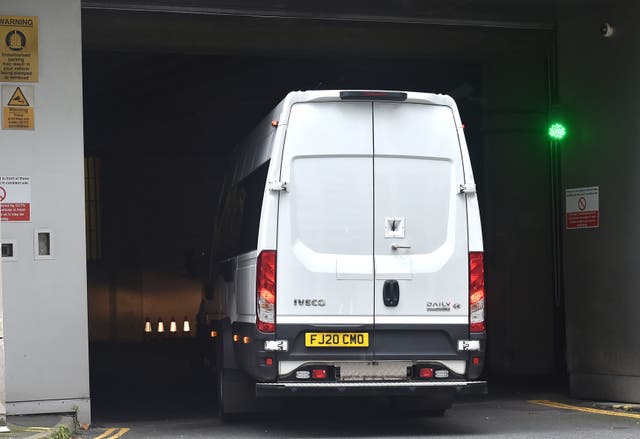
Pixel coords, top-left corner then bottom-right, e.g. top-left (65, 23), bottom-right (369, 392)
top-left (85, 342), bottom-right (640, 439)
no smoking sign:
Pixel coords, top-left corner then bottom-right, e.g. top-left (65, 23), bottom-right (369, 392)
top-left (566, 187), bottom-right (599, 229)
top-left (577, 197), bottom-right (587, 211)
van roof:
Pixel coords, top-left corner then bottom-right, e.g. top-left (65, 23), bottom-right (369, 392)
top-left (227, 90), bottom-right (461, 186)
top-left (285, 90), bottom-right (458, 108)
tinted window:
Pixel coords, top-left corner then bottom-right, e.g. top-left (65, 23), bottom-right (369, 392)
top-left (237, 161), bottom-right (270, 254)
top-left (214, 161), bottom-right (269, 259)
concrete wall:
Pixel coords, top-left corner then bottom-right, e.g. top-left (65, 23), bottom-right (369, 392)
top-left (0, 0), bottom-right (90, 423)
top-left (559, 1), bottom-right (640, 402)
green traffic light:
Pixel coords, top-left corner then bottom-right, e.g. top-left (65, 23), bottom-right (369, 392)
top-left (548, 122), bottom-right (567, 140)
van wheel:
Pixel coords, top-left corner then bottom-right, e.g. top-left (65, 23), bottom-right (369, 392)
top-left (217, 367), bottom-right (256, 421)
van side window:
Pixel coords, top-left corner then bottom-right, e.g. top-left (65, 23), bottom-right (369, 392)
top-left (215, 186), bottom-right (246, 260)
top-left (214, 161), bottom-right (270, 260)
top-left (237, 161), bottom-right (270, 254)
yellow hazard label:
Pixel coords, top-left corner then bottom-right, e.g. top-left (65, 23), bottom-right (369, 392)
top-left (2, 85), bottom-right (35, 130)
top-left (7, 86), bottom-right (29, 106)
top-left (3, 106), bottom-right (34, 129)
top-left (0, 16), bottom-right (38, 82)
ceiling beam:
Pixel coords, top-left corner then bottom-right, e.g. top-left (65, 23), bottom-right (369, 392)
top-left (81, 1), bottom-right (555, 31)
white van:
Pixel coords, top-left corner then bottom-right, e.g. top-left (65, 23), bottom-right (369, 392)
top-left (208, 90), bottom-right (486, 417)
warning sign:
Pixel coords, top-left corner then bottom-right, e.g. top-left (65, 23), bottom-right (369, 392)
top-left (8, 87), bottom-right (29, 106)
top-left (2, 85), bottom-right (35, 129)
top-left (0, 16), bottom-right (38, 82)
top-left (0, 176), bottom-right (31, 222)
top-left (566, 186), bottom-right (599, 229)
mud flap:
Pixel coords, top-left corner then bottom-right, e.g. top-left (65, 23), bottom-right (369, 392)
top-left (217, 368), bottom-right (258, 419)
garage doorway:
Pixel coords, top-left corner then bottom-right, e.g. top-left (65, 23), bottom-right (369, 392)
top-left (81, 10), bottom-right (561, 417)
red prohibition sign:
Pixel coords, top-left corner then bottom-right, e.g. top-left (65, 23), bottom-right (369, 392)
top-left (0, 186), bottom-right (6, 202)
top-left (578, 196), bottom-right (587, 211)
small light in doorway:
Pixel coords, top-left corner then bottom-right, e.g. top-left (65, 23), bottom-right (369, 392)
top-left (144, 318), bottom-right (152, 333)
top-left (169, 318), bottom-right (178, 333)
top-left (183, 317), bottom-right (191, 333)
top-left (157, 318), bottom-right (165, 333)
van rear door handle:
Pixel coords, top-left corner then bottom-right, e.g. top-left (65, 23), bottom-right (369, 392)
top-left (391, 244), bottom-right (411, 250)
top-left (383, 280), bottom-right (400, 307)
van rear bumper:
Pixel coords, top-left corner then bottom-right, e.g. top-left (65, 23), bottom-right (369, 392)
top-left (256, 380), bottom-right (487, 397)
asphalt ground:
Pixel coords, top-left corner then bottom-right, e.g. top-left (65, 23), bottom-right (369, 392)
top-left (83, 395), bottom-right (640, 439)
top-left (84, 341), bottom-right (640, 439)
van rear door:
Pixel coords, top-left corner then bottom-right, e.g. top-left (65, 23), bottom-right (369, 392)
top-left (372, 102), bottom-right (469, 360)
top-left (276, 101), bottom-right (375, 360)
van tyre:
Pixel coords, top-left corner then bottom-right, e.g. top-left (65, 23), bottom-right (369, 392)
top-left (217, 367), bottom-right (257, 421)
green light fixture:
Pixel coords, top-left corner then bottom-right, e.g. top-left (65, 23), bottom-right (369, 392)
top-left (548, 122), bottom-right (567, 141)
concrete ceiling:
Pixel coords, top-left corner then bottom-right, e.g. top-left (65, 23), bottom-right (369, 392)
top-left (82, 0), bottom-right (618, 25)
top-left (80, 0), bottom-right (619, 55)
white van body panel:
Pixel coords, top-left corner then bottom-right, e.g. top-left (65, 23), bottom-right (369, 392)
top-left (276, 101), bottom-right (375, 324)
top-left (372, 102), bottom-right (469, 324)
top-left (449, 99), bottom-right (483, 253)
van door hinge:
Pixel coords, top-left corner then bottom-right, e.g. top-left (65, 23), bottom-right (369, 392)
top-left (268, 181), bottom-right (288, 192)
top-left (458, 183), bottom-right (476, 194)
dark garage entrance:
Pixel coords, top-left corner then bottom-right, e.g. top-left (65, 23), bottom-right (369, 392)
top-left (81, 6), bottom-right (560, 417)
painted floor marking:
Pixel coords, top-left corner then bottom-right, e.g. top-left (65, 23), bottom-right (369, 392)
top-left (93, 427), bottom-right (130, 439)
top-left (530, 399), bottom-right (640, 420)
top-left (106, 428), bottom-right (130, 439)
top-left (93, 428), bottom-right (117, 439)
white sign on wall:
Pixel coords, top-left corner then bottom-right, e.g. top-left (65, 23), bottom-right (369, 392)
top-left (566, 186), bottom-right (599, 229)
top-left (0, 176), bottom-right (31, 222)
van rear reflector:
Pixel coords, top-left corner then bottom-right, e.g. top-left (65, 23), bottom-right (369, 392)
top-left (339, 91), bottom-right (407, 101)
top-left (311, 369), bottom-right (328, 380)
top-left (419, 368), bottom-right (434, 379)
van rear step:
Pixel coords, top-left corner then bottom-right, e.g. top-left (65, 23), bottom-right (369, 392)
top-left (255, 380), bottom-right (487, 397)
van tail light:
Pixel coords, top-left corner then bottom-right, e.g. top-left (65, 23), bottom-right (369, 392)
top-left (256, 250), bottom-right (276, 333)
top-left (469, 252), bottom-right (485, 333)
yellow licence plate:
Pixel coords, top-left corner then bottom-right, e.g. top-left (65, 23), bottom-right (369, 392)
top-left (305, 332), bottom-right (369, 348)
